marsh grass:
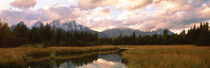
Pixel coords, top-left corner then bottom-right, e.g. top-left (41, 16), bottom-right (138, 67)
top-left (0, 45), bottom-right (119, 68)
top-left (28, 50), bottom-right (119, 63)
top-left (50, 52), bottom-right (56, 59)
top-left (121, 45), bottom-right (210, 68)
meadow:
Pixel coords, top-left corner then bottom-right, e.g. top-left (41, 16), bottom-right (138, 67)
top-left (1, 45), bottom-right (210, 68)
top-left (0, 45), bottom-right (119, 68)
top-left (121, 45), bottom-right (210, 68)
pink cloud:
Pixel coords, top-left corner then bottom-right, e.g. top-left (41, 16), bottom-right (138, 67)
top-left (0, 0), bottom-right (209, 33)
top-left (77, 0), bottom-right (116, 10)
top-left (10, 0), bottom-right (37, 9)
top-left (77, 0), bottom-right (153, 11)
top-left (117, 0), bottom-right (210, 31)
top-left (116, 0), bottom-right (153, 11)
top-left (0, 5), bottom-right (85, 26)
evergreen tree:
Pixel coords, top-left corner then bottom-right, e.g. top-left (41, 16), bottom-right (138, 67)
top-left (29, 27), bottom-right (41, 43)
top-left (131, 32), bottom-right (137, 44)
top-left (196, 22), bottom-right (210, 46)
top-left (13, 21), bottom-right (29, 45)
top-left (0, 21), bottom-right (14, 46)
top-left (180, 29), bottom-right (186, 44)
top-left (163, 29), bottom-right (169, 44)
top-left (39, 23), bottom-right (53, 42)
top-left (55, 29), bottom-right (64, 43)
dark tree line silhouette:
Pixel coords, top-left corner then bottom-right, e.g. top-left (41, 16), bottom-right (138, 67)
top-left (0, 20), bottom-right (99, 47)
top-left (0, 19), bottom-right (209, 47)
top-left (103, 22), bottom-right (210, 46)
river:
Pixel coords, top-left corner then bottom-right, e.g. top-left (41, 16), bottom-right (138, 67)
top-left (27, 53), bottom-right (127, 68)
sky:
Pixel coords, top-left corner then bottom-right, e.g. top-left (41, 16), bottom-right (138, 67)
top-left (0, 0), bottom-right (210, 33)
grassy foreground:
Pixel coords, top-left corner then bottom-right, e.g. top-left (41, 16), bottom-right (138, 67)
top-left (121, 45), bottom-right (210, 68)
top-left (0, 45), bottom-right (119, 68)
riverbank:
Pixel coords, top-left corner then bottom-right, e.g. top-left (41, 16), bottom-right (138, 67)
top-left (121, 45), bottom-right (210, 68)
top-left (0, 45), bottom-right (119, 68)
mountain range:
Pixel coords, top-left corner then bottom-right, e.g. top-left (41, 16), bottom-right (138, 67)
top-left (102, 28), bottom-right (173, 37)
top-left (11, 20), bottom-right (174, 37)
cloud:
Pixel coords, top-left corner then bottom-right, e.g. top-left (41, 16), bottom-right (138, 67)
top-left (96, 8), bottom-right (110, 16)
top-left (0, 0), bottom-right (210, 33)
top-left (116, 0), bottom-right (153, 11)
top-left (0, 5), bottom-right (85, 26)
top-left (10, 0), bottom-right (37, 9)
top-left (87, 19), bottom-right (122, 32)
top-left (0, 9), bottom-right (45, 26)
top-left (77, 0), bottom-right (153, 11)
top-left (46, 6), bottom-right (84, 21)
top-left (78, 59), bottom-right (125, 68)
top-left (116, 0), bottom-right (210, 31)
top-left (200, 4), bottom-right (210, 18)
top-left (88, 7), bottom-right (111, 21)
top-left (77, 0), bottom-right (116, 10)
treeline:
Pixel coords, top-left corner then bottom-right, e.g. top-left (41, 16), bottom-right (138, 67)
top-left (102, 22), bottom-right (209, 46)
top-left (0, 21), bottom-right (99, 47)
top-left (0, 20), bottom-right (210, 47)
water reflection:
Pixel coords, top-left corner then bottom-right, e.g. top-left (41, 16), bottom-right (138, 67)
top-left (27, 53), bottom-right (126, 68)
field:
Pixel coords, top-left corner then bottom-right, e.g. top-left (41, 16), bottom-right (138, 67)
top-left (121, 45), bottom-right (210, 68)
top-left (1, 45), bottom-right (210, 68)
top-left (0, 45), bottom-right (119, 68)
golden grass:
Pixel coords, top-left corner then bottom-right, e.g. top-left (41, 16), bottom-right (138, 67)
top-left (0, 45), bottom-right (119, 67)
top-left (29, 49), bottom-right (118, 62)
top-left (121, 45), bottom-right (210, 68)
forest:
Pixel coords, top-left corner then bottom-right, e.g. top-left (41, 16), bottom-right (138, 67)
top-left (0, 20), bottom-right (210, 47)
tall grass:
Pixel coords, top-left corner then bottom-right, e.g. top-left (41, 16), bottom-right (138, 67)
top-left (121, 45), bottom-right (210, 68)
top-left (50, 52), bottom-right (56, 59)
top-left (0, 45), bottom-right (119, 67)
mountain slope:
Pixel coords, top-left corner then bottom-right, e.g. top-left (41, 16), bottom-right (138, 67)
top-left (32, 21), bottom-right (43, 28)
top-left (10, 21), bottom-right (26, 31)
top-left (32, 20), bottom-right (95, 32)
top-left (102, 28), bottom-right (174, 37)
top-left (61, 20), bottom-right (93, 32)
top-left (102, 28), bottom-right (144, 37)
top-left (31, 20), bottom-right (108, 37)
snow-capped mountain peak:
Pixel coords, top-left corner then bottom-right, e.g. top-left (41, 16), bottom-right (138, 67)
top-left (32, 21), bottom-right (43, 28)
top-left (10, 21), bottom-right (27, 31)
top-left (102, 27), bottom-right (174, 37)
top-left (31, 20), bottom-right (94, 32)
